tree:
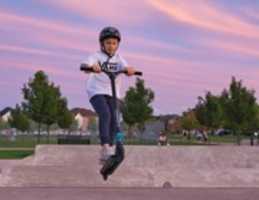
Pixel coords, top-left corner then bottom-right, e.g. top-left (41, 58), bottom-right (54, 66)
top-left (195, 92), bottom-right (223, 130)
top-left (57, 98), bottom-right (73, 134)
top-left (194, 77), bottom-right (259, 144)
top-left (22, 70), bottom-right (69, 143)
top-left (254, 105), bottom-right (259, 130)
top-left (69, 119), bottom-right (79, 134)
top-left (122, 78), bottom-right (154, 137)
top-left (181, 110), bottom-right (200, 140)
top-left (22, 71), bottom-right (49, 143)
top-left (0, 118), bottom-right (10, 130)
top-left (41, 83), bottom-right (62, 143)
top-left (88, 117), bottom-right (97, 133)
top-left (222, 77), bottom-right (258, 144)
top-left (8, 104), bottom-right (30, 133)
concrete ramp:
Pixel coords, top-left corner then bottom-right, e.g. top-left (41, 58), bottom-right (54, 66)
top-left (1, 145), bottom-right (259, 188)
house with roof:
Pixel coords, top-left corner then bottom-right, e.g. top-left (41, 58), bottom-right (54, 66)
top-left (134, 114), bottom-right (180, 140)
top-left (71, 108), bottom-right (97, 133)
top-left (155, 114), bottom-right (180, 132)
top-left (0, 107), bottom-right (12, 122)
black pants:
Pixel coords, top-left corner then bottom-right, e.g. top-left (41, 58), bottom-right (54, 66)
top-left (90, 95), bottom-right (120, 145)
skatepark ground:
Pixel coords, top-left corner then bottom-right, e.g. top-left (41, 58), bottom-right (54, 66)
top-left (0, 187), bottom-right (258, 200)
top-left (0, 145), bottom-right (258, 199)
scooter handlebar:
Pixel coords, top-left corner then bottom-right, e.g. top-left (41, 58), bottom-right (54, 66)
top-left (134, 71), bottom-right (143, 76)
top-left (80, 63), bottom-right (143, 76)
top-left (80, 64), bottom-right (94, 72)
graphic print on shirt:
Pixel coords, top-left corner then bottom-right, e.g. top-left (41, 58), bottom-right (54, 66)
top-left (99, 60), bottom-right (123, 72)
top-left (85, 52), bottom-right (128, 100)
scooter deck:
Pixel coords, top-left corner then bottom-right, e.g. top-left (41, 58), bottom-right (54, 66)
top-left (100, 142), bottom-right (125, 181)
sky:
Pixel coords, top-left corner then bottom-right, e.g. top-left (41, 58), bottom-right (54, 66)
top-left (0, 0), bottom-right (259, 115)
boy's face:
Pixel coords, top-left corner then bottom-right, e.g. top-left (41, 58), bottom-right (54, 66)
top-left (103, 38), bottom-right (119, 56)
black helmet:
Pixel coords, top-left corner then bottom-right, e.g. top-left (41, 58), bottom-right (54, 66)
top-left (99, 26), bottom-right (121, 43)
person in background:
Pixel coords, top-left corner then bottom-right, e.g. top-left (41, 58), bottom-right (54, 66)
top-left (158, 131), bottom-right (169, 146)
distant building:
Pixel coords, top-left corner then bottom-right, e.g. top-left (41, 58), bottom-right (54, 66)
top-left (0, 107), bottom-right (12, 122)
top-left (155, 114), bottom-right (180, 132)
top-left (141, 119), bottom-right (165, 140)
top-left (71, 108), bottom-right (97, 132)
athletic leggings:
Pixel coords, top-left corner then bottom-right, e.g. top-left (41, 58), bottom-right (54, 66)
top-left (90, 94), bottom-right (120, 146)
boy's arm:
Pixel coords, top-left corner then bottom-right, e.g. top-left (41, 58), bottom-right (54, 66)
top-left (119, 55), bottom-right (136, 76)
top-left (81, 54), bottom-right (101, 73)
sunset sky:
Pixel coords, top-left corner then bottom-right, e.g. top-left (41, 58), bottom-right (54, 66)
top-left (0, 0), bottom-right (259, 115)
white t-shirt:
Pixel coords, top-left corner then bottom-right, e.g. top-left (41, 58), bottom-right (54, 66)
top-left (82, 51), bottom-right (128, 100)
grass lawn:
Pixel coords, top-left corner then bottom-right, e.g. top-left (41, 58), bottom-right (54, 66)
top-left (0, 133), bottom-right (253, 159)
top-left (0, 149), bottom-right (34, 159)
top-left (168, 134), bottom-right (250, 145)
top-left (0, 135), bottom-right (57, 148)
top-left (0, 133), bottom-right (252, 150)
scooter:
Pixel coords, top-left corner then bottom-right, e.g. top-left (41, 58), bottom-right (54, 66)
top-left (80, 62), bottom-right (142, 180)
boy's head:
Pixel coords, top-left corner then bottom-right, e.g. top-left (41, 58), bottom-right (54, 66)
top-left (99, 26), bottom-right (121, 57)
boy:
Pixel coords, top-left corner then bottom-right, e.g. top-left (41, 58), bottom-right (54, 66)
top-left (82, 26), bottom-right (136, 164)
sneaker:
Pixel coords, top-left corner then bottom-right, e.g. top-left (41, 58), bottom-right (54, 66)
top-left (99, 147), bottom-right (113, 165)
top-left (107, 146), bottom-right (115, 156)
top-left (99, 154), bottom-right (111, 165)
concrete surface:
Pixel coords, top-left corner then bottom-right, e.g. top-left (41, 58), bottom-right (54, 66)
top-left (0, 145), bottom-right (259, 188)
top-left (0, 187), bottom-right (258, 200)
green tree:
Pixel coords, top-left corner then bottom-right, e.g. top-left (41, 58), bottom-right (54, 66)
top-left (22, 71), bottom-right (49, 143)
top-left (88, 117), bottom-right (97, 133)
top-left (254, 105), bottom-right (259, 130)
top-left (195, 92), bottom-right (223, 130)
top-left (9, 104), bottom-right (30, 133)
top-left (223, 77), bottom-right (258, 144)
top-left (22, 70), bottom-right (69, 143)
top-left (181, 110), bottom-right (200, 140)
top-left (69, 119), bottom-right (79, 134)
top-left (0, 118), bottom-right (10, 130)
top-left (57, 98), bottom-right (73, 134)
top-left (41, 83), bottom-right (62, 143)
top-left (122, 78), bottom-right (154, 137)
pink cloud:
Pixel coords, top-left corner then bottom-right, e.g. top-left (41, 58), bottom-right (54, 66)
top-left (210, 41), bottom-right (259, 58)
top-left (201, 39), bottom-right (259, 59)
top-left (148, 0), bottom-right (259, 40)
top-left (0, 81), bottom-right (12, 87)
top-left (3, 41), bottom-right (253, 93)
top-left (1, 4), bottom-right (259, 114)
top-left (242, 7), bottom-right (259, 21)
top-left (0, 44), bottom-right (81, 60)
top-left (1, 9), bottom-right (257, 98)
top-left (38, 0), bottom-right (152, 24)
top-left (0, 9), bottom-right (95, 37)
top-left (0, 10), bottom-right (192, 60)
top-left (28, 29), bottom-right (98, 54)
top-left (0, 12), bottom-right (202, 76)
top-left (1, 60), bottom-right (83, 80)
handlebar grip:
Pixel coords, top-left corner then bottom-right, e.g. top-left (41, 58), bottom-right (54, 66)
top-left (134, 71), bottom-right (143, 76)
top-left (80, 64), bottom-right (94, 72)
